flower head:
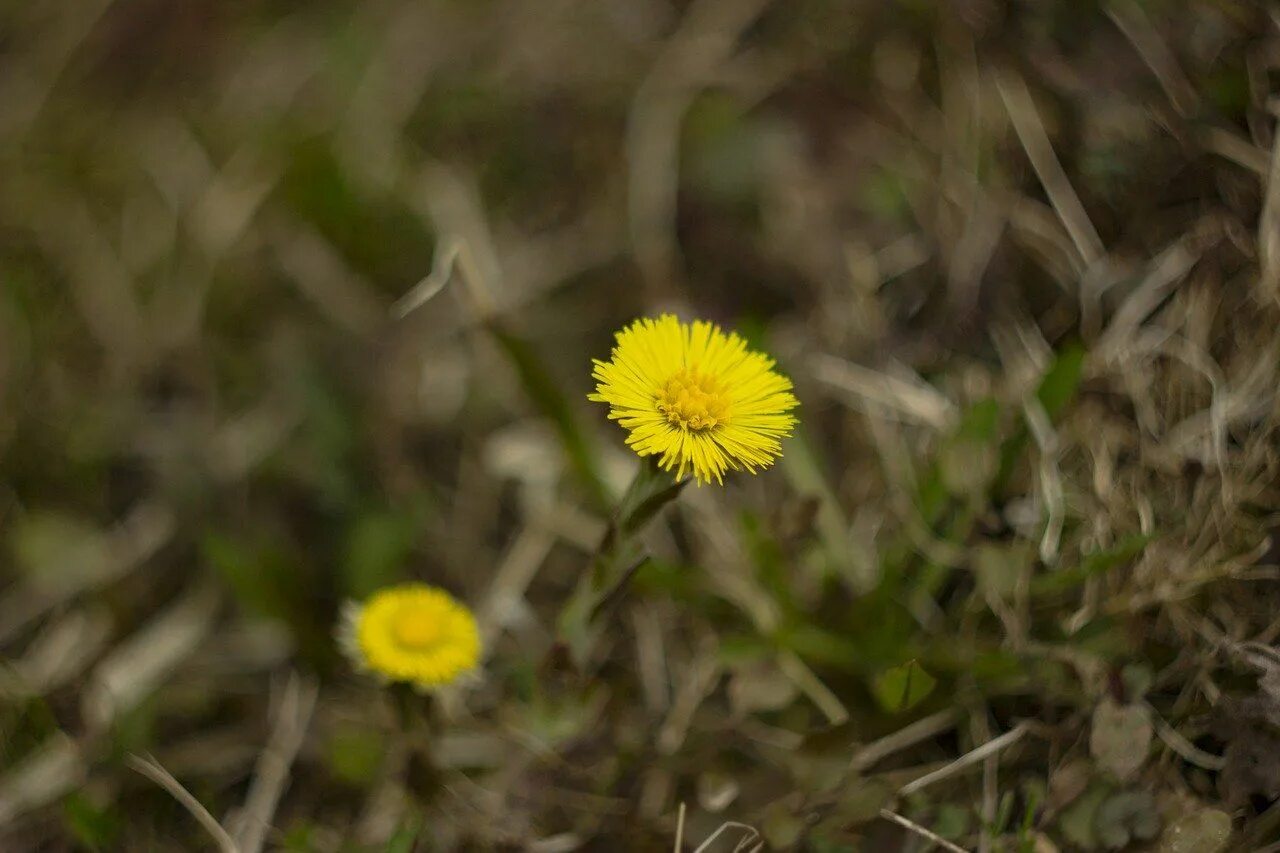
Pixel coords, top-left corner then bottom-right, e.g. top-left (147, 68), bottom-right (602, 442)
top-left (590, 314), bottom-right (798, 485)
top-left (340, 583), bottom-right (481, 691)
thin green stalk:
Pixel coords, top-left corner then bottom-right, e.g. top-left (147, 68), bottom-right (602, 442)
top-left (387, 684), bottom-right (440, 806)
top-left (558, 456), bottom-right (687, 668)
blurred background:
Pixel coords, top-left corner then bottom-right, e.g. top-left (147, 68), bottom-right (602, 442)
top-left (2, 0), bottom-right (1280, 850)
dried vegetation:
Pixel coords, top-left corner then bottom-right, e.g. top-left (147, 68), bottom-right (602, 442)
top-left (2, 1), bottom-right (1280, 850)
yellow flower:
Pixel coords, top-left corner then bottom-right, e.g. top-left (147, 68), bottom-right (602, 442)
top-left (590, 314), bottom-right (799, 485)
top-left (341, 583), bottom-right (481, 690)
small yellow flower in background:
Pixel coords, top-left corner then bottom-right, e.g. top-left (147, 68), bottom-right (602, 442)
top-left (590, 314), bottom-right (799, 485)
top-left (341, 583), bottom-right (481, 691)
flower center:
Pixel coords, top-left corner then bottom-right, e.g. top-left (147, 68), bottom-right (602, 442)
top-left (392, 611), bottom-right (441, 650)
top-left (656, 368), bottom-right (729, 432)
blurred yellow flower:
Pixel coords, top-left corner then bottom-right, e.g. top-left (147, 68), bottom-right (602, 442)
top-left (590, 314), bottom-right (798, 485)
top-left (341, 583), bottom-right (481, 690)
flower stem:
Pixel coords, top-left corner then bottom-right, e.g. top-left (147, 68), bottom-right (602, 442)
top-left (558, 456), bottom-right (687, 667)
top-left (387, 684), bottom-right (440, 805)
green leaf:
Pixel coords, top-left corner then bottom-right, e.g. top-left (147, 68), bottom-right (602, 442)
top-left (281, 822), bottom-right (321, 852)
top-left (62, 792), bottom-right (119, 850)
top-left (289, 363), bottom-right (360, 508)
top-left (1036, 343), bottom-right (1086, 419)
top-left (860, 165), bottom-right (913, 223)
top-left (632, 557), bottom-right (702, 600)
top-left (956, 398), bottom-right (1002, 441)
top-left (324, 725), bottom-right (386, 786)
top-left (202, 531), bottom-right (329, 660)
top-left (872, 660), bottom-right (937, 713)
top-left (995, 344), bottom-right (1086, 492)
top-left (341, 506), bottom-right (420, 598)
top-left (384, 814), bottom-right (424, 853)
top-left (780, 624), bottom-right (864, 672)
top-left (11, 511), bottom-right (109, 589)
top-left (939, 399), bottom-right (1003, 501)
top-left (609, 455), bottom-right (684, 538)
top-left (618, 474), bottom-right (686, 540)
top-left (279, 137), bottom-right (433, 285)
top-left (203, 532), bottom-right (293, 623)
top-left (762, 799), bottom-right (806, 848)
top-left (934, 804), bottom-right (972, 840)
top-left (1031, 533), bottom-right (1151, 597)
top-left (1059, 784), bottom-right (1109, 850)
top-left (974, 541), bottom-right (1035, 600)
top-left (716, 633), bottom-right (775, 664)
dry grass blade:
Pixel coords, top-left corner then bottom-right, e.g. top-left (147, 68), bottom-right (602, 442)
top-left (1258, 117), bottom-right (1280, 299)
top-left (0, 735), bottom-right (86, 827)
top-left (879, 809), bottom-right (971, 853)
top-left (898, 722), bottom-right (1030, 797)
top-left (478, 525), bottom-right (557, 648)
top-left (81, 581), bottom-right (221, 733)
top-left (1201, 127), bottom-right (1270, 175)
top-left (850, 708), bottom-right (960, 774)
top-left (1023, 398), bottom-right (1065, 565)
top-left (1, 607), bottom-right (112, 698)
top-left (1148, 708), bottom-right (1226, 771)
top-left (1095, 235), bottom-right (1204, 359)
top-left (995, 68), bottom-right (1105, 266)
top-left (0, 502), bottom-right (174, 644)
top-left (392, 237), bottom-right (464, 318)
top-left (414, 163), bottom-right (502, 318)
top-left (971, 711), bottom-right (997, 853)
top-left (692, 821), bottom-right (759, 853)
top-left (127, 754), bottom-right (239, 853)
top-left (657, 637), bottom-right (722, 755)
top-left (1106, 0), bottom-right (1198, 115)
top-left (776, 650), bottom-right (849, 725)
top-left (273, 224), bottom-right (385, 334)
top-left (6, 0), bottom-right (1280, 847)
top-left (228, 673), bottom-right (319, 853)
top-left (627, 0), bottom-right (773, 297)
top-left (810, 354), bottom-right (957, 430)
top-left (633, 603), bottom-right (672, 713)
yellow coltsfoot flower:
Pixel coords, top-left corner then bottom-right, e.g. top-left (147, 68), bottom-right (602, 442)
top-left (341, 583), bottom-right (481, 691)
top-left (590, 314), bottom-right (799, 485)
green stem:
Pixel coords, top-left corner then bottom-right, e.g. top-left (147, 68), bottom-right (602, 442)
top-left (388, 684), bottom-right (439, 806)
top-left (558, 457), bottom-right (687, 667)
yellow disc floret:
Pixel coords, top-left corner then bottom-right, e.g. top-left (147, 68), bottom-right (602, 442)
top-left (590, 314), bottom-right (799, 485)
top-left (657, 368), bottom-right (730, 431)
top-left (344, 583), bottom-right (481, 690)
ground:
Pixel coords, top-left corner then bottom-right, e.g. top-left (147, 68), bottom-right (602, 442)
top-left (1, 1), bottom-right (1279, 850)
